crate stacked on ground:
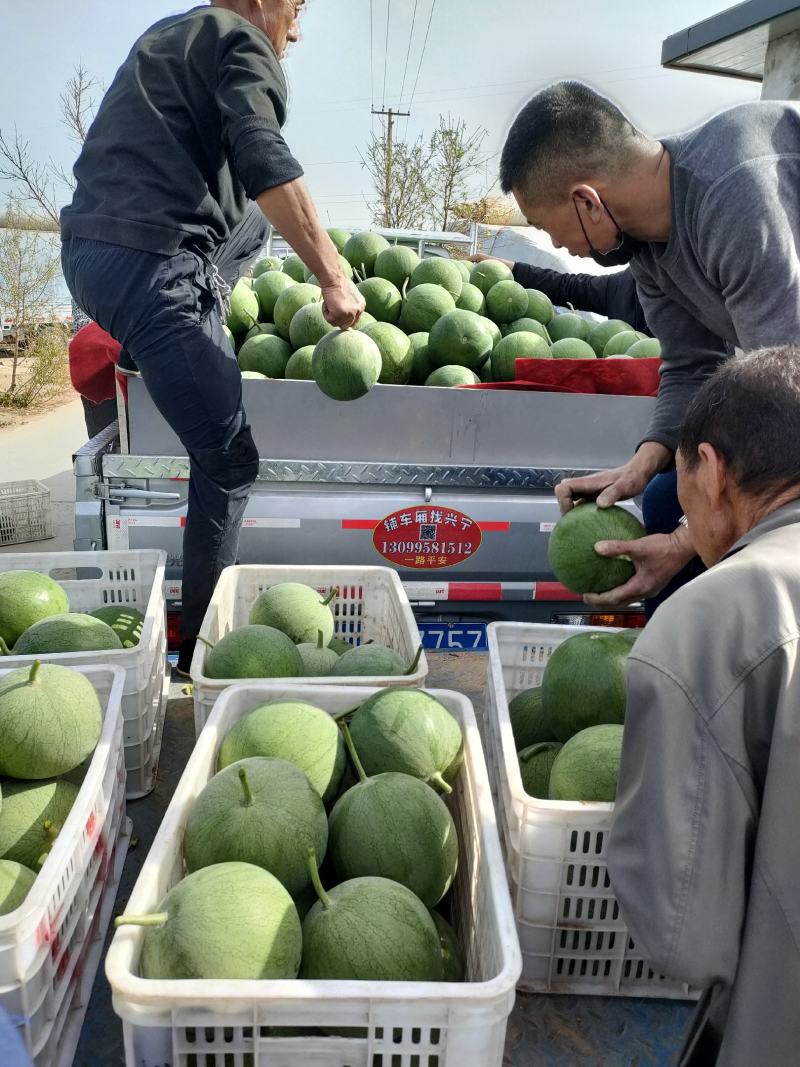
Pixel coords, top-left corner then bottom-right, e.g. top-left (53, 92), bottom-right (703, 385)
top-left (190, 565), bottom-right (427, 734)
top-left (106, 682), bottom-right (521, 1067)
top-left (0, 551), bottom-right (168, 799)
top-left (0, 481), bottom-right (52, 547)
top-left (0, 665), bottom-right (130, 1066)
top-left (484, 621), bottom-right (696, 999)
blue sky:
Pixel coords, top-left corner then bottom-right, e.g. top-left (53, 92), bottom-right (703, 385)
top-left (2, 1), bottom-right (760, 230)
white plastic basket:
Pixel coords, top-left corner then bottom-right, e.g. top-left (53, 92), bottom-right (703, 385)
top-left (0, 550), bottom-right (168, 798)
top-left (0, 664), bottom-right (131, 1066)
top-left (484, 621), bottom-right (696, 999)
top-left (106, 682), bottom-right (522, 1067)
top-left (190, 565), bottom-right (427, 735)
top-left (0, 480), bottom-right (52, 547)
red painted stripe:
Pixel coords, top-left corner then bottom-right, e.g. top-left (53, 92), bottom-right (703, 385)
top-left (478, 521), bottom-right (510, 532)
top-left (534, 581), bottom-right (582, 602)
top-left (342, 519), bottom-right (510, 531)
top-left (448, 583), bottom-right (502, 601)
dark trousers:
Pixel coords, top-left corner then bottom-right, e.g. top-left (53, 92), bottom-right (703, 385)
top-left (62, 206), bottom-right (268, 639)
top-left (642, 470), bottom-right (706, 619)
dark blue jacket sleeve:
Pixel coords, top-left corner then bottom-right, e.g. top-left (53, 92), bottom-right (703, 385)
top-left (512, 263), bottom-right (652, 335)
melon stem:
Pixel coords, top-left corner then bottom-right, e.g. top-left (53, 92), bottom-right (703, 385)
top-left (340, 723), bottom-right (368, 783)
top-left (331, 703), bottom-right (360, 722)
top-left (430, 773), bottom-right (453, 796)
top-left (307, 847), bottom-right (332, 910)
top-left (321, 587), bottom-right (339, 608)
top-left (0, 636), bottom-right (9, 656)
top-left (29, 660), bottom-right (42, 684)
top-left (42, 819), bottom-right (60, 841)
top-left (238, 766), bottom-right (254, 807)
top-left (196, 637), bottom-right (215, 650)
top-left (316, 630), bottom-right (324, 650)
top-left (114, 912), bottom-right (169, 929)
top-left (405, 644), bottom-right (424, 676)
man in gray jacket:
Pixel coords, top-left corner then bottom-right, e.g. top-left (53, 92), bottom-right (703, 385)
top-left (608, 345), bottom-right (800, 1066)
top-left (499, 82), bottom-right (800, 610)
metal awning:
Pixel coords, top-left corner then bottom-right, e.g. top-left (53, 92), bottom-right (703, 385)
top-left (662, 0), bottom-right (800, 82)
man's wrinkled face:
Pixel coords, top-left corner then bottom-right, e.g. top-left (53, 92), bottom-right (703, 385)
top-left (255, 0), bottom-right (305, 58)
top-left (676, 445), bottom-right (734, 567)
top-left (513, 186), bottom-right (622, 259)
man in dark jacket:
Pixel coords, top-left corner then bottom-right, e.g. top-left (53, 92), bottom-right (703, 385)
top-left (61, 0), bottom-right (364, 673)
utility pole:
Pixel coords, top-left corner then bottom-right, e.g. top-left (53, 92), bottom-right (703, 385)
top-left (371, 107), bottom-right (410, 225)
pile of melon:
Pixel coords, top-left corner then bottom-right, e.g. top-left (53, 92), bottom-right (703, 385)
top-left (198, 581), bottom-right (420, 681)
top-left (117, 688), bottom-right (466, 986)
top-left (0, 570), bottom-right (145, 656)
top-left (226, 229), bottom-right (662, 402)
top-left (509, 628), bottom-right (641, 802)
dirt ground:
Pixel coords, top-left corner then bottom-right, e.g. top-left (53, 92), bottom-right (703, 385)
top-left (0, 352), bottom-right (75, 430)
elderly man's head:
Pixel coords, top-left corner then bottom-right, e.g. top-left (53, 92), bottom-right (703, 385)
top-left (677, 347), bottom-right (800, 567)
top-left (214, 0), bottom-right (305, 58)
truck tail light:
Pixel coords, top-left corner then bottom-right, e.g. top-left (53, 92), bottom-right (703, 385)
top-left (166, 611), bottom-right (182, 652)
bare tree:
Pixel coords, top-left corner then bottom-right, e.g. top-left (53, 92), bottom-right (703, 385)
top-left (361, 131), bottom-right (431, 231)
top-left (427, 116), bottom-right (488, 232)
top-left (60, 64), bottom-right (101, 146)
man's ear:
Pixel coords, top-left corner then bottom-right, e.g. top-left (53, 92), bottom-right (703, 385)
top-left (697, 441), bottom-right (727, 504)
top-left (570, 183), bottom-right (604, 220)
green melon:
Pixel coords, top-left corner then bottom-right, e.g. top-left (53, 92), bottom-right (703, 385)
top-left (0, 860), bottom-right (35, 916)
top-left (327, 228), bottom-right (351, 254)
top-left (619, 627), bottom-right (643, 648)
top-left (328, 764), bottom-right (458, 906)
top-left (328, 636), bottom-right (353, 655)
top-left (222, 324), bottom-right (236, 350)
top-left (202, 625), bottom-right (303, 680)
top-left (603, 330), bottom-right (640, 357)
top-left (244, 323), bottom-right (281, 343)
top-left (242, 371), bottom-right (267, 380)
top-left (254, 270), bottom-right (295, 320)
top-left (409, 259), bottom-right (463, 300)
top-left (502, 318), bottom-right (551, 342)
top-left (274, 283), bottom-right (321, 339)
top-left (508, 687), bottom-right (557, 750)
top-left (227, 280), bottom-right (260, 336)
top-left (218, 700), bottom-right (346, 802)
top-left (354, 310), bottom-right (376, 331)
top-left (588, 319), bottom-right (632, 357)
top-left (400, 284), bottom-right (456, 334)
top-left (303, 254), bottom-right (353, 283)
top-left (470, 260), bottom-right (513, 295)
top-left (349, 687), bottom-right (463, 793)
top-left (331, 642), bottom-right (421, 678)
top-left (374, 246), bottom-right (420, 291)
top-left (491, 332), bottom-right (551, 380)
top-left (301, 863), bottom-right (442, 981)
top-left (0, 571), bottom-right (69, 650)
top-left (425, 365), bottom-right (479, 387)
top-left (88, 606), bottom-right (145, 648)
top-left (117, 862), bottom-right (302, 979)
top-left (431, 911), bottom-right (465, 981)
top-left (428, 309), bottom-right (493, 371)
top-left (281, 255), bottom-right (307, 282)
top-left (525, 289), bottom-right (554, 324)
top-left (541, 631), bottom-right (631, 742)
top-left (183, 757), bottom-right (328, 895)
top-left (452, 259), bottom-right (472, 283)
top-left (518, 741), bottom-right (562, 798)
top-left (296, 630), bottom-right (341, 677)
top-left (252, 256), bottom-right (284, 278)
top-left (480, 361), bottom-right (494, 383)
top-left (312, 329), bottom-right (382, 401)
top-left (289, 302), bottom-right (336, 349)
top-left (0, 779), bottom-right (78, 870)
top-left (455, 282), bottom-right (486, 315)
top-left (482, 317), bottom-right (502, 349)
top-left (14, 613), bottom-right (123, 654)
top-left (361, 322), bottom-right (414, 384)
top-left (284, 346), bottom-right (315, 380)
top-left (548, 724), bottom-right (624, 802)
top-left (627, 337), bottom-right (662, 359)
top-left (357, 277), bottom-right (403, 324)
top-left (239, 277), bottom-right (254, 289)
top-left (548, 312), bottom-right (591, 343)
top-left (249, 582), bottom-right (337, 645)
top-left (550, 338), bottom-right (596, 359)
top-left (343, 232), bottom-right (391, 277)
top-left (548, 503), bottom-right (645, 595)
top-left (408, 332), bottom-right (433, 385)
top-left (0, 662), bottom-right (102, 778)
top-left (486, 280), bottom-right (529, 324)
top-left (237, 333), bottom-right (292, 378)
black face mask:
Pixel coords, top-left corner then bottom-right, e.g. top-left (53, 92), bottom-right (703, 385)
top-left (574, 197), bottom-right (647, 266)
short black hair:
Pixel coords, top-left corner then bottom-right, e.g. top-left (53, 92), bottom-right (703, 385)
top-left (500, 81), bottom-right (646, 205)
top-left (679, 346), bottom-right (800, 498)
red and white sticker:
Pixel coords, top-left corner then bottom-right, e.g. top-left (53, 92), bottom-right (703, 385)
top-left (371, 506), bottom-right (483, 569)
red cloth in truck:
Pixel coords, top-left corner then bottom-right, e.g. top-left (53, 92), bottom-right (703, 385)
top-left (68, 322), bottom-right (126, 403)
top-left (465, 357), bottom-right (660, 397)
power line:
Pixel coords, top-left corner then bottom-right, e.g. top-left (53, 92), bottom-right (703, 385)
top-left (382, 0), bottom-right (392, 109)
top-left (369, 0), bottom-right (375, 109)
top-left (398, 0), bottom-right (419, 110)
top-left (406, 0), bottom-right (437, 114)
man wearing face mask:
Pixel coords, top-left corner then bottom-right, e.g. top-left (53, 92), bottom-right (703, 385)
top-left (499, 81), bottom-right (800, 612)
top-left (61, 0), bottom-right (365, 674)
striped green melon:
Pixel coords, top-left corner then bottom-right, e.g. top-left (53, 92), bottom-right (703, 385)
top-left (343, 232), bottom-right (391, 277)
top-left (289, 302), bottom-right (336, 349)
top-left (253, 270), bottom-right (294, 319)
top-left (374, 245), bottom-right (420, 290)
top-left (547, 503), bottom-right (645, 595)
top-left (0, 860), bottom-right (36, 915)
top-left (183, 757), bottom-right (328, 896)
top-left (281, 255), bottom-right (307, 282)
top-left (89, 606), bottom-right (145, 648)
top-left (485, 280), bottom-right (528, 324)
top-left (249, 583), bottom-right (337, 646)
top-left (431, 911), bottom-right (465, 982)
top-left (548, 312), bottom-right (590, 342)
top-left (588, 319), bottom-right (632, 356)
top-left (227, 280), bottom-right (259, 336)
top-left (328, 636), bottom-right (354, 655)
top-left (13, 613), bottom-right (123, 654)
top-left (252, 256), bottom-right (284, 277)
top-left (312, 329), bottom-right (383, 401)
top-left (296, 630), bottom-right (341, 677)
top-left (201, 625), bottom-right (303, 680)
top-left (469, 259), bottom-right (513, 295)
top-left (508, 687), bottom-right (557, 750)
top-left (331, 642), bottom-right (421, 678)
top-left (217, 700), bottom-right (346, 803)
top-left (541, 632), bottom-right (631, 742)
top-left (0, 571), bottom-right (69, 650)
top-left (116, 862), bottom-right (302, 979)
top-left (518, 741), bottom-right (562, 798)
top-left (0, 662), bottom-right (102, 778)
top-left (425, 365), bottom-right (480, 387)
top-left (548, 724), bottom-right (624, 802)
top-left (409, 259), bottom-right (463, 300)
top-left (0, 779), bottom-right (78, 870)
top-left (327, 228), bottom-right (351, 254)
top-left (349, 688), bottom-right (463, 793)
top-left (357, 277), bottom-right (403, 324)
top-left (284, 345), bottom-right (315, 380)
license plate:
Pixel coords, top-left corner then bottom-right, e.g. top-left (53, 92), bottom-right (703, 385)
top-left (417, 622), bottom-right (488, 652)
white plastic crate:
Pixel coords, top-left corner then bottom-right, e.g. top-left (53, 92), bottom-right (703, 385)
top-left (190, 565), bottom-right (427, 734)
top-left (106, 682), bottom-right (522, 1067)
top-left (0, 550), bottom-right (168, 798)
top-left (485, 621), bottom-right (696, 1000)
top-left (0, 480), bottom-right (52, 547)
top-left (0, 665), bottom-right (131, 1066)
